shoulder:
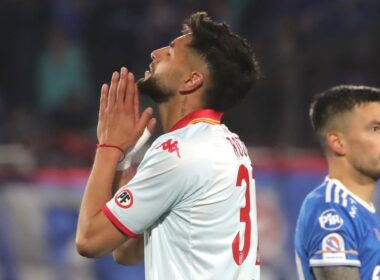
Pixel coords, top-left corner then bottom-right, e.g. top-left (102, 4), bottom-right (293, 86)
top-left (301, 179), bottom-right (356, 216)
top-left (299, 180), bottom-right (356, 232)
top-left (296, 179), bottom-right (364, 268)
top-left (300, 181), bottom-right (330, 215)
top-left (141, 123), bottom-right (219, 169)
top-left (160, 123), bottom-right (228, 153)
top-left (296, 179), bottom-right (366, 250)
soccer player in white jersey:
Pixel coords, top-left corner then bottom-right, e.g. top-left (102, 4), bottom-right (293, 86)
top-left (295, 85), bottom-right (380, 280)
top-left (75, 12), bottom-right (261, 279)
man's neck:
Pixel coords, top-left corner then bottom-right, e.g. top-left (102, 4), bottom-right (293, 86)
top-left (328, 159), bottom-right (376, 205)
top-left (157, 98), bottom-right (203, 132)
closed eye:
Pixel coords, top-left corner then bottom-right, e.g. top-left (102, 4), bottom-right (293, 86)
top-left (167, 41), bottom-right (175, 57)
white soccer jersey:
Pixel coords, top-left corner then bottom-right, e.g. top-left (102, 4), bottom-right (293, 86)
top-left (103, 109), bottom-right (260, 280)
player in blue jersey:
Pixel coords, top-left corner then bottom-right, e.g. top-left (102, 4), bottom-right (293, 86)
top-left (295, 85), bottom-right (380, 280)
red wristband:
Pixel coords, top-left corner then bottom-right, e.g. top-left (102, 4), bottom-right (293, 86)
top-left (96, 144), bottom-right (125, 162)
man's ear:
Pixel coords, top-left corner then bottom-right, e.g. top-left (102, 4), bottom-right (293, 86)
top-left (179, 71), bottom-right (204, 94)
top-left (326, 131), bottom-right (346, 156)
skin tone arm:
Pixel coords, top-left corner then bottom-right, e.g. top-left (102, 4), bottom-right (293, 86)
top-left (110, 93), bottom-right (156, 265)
top-left (75, 67), bottom-right (155, 258)
top-left (110, 169), bottom-right (144, 265)
top-left (312, 266), bottom-right (360, 280)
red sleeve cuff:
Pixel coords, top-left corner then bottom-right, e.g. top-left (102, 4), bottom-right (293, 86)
top-left (102, 204), bottom-right (139, 238)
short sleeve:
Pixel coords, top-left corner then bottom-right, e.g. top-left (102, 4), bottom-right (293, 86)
top-left (302, 202), bottom-right (361, 267)
top-left (102, 136), bottom-right (203, 237)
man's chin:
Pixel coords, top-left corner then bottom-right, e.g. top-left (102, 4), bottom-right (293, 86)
top-left (366, 169), bottom-right (380, 182)
top-left (136, 77), bottom-right (171, 104)
top-left (144, 70), bottom-right (152, 80)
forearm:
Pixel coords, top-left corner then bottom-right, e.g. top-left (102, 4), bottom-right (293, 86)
top-left (75, 67), bottom-right (154, 259)
top-left (76, 148), bottom-right (120, 246)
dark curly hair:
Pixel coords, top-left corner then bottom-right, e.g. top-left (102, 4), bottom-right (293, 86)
top-left (310, 85), bottom-right (380, 146)
top-left (182, 12), bottom-right (261, 111)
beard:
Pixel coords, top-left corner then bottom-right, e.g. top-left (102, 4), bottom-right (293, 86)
top-left (137, 75), bottom-right (174, 104)
top-left (355, 161), bottom-right (380, 182)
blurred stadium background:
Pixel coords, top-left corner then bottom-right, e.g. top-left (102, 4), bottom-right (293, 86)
top-left (0, 0), bottom-right (379, 279)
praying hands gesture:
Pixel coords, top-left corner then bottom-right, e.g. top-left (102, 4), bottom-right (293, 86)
top-left (76, 67), bottom-right (155, 258)
top-left (97, 67), bottom-right (156, 154)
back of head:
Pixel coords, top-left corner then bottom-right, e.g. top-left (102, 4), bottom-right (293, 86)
top-left (182, 12), bottom-right (260, 111)
top-left (310, 85), bottom-right (380, 148)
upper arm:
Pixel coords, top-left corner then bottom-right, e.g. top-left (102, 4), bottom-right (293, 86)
top-left (295, 199), bottom-right (361, 280)
top-left (302, 204), bottom-right (360, 268)
top-left (103, 136), bottom-right (202, 235)
top-left (112, 167), bottom-right (136, 195)
top-left (312, 266), bottom-right (360, 280)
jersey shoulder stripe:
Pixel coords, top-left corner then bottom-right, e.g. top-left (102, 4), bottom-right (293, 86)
top-left (324, 178), bottom-right (376, 213)
top-left (325, 180), bottom-right (349, 208)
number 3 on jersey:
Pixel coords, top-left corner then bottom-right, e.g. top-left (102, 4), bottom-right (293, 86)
top-left (232, 164), bottom-right (252, 265)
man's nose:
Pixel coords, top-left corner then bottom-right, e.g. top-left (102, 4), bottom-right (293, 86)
top-left (150, 47), bottom-right (166, 62)
top-left (150, 50), bottom-right (157, 61)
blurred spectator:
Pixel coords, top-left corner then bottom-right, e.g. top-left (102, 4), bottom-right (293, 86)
top-left (51, 0), bottom-right (90, 40)
top-left (34, 25), bottom-right (95, 167)
top-left (35, 26), bottom-right (91, 118)
top-left (0, 0), bottom-right (377, 162)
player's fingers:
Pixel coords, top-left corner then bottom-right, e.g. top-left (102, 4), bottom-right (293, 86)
top-left (125, 72), bottom-right (135, 114)
top-left (107, 71), bottom-right (119, 109)
top-left (99, 83), bottom-right (108, 118)
top-left (134, 84), bottom-right (140, 122)
top-left (146, 117), bottom-right (157, 134)
top-left (137, 107), bottom-right (153, 134)
top-left (116, 67), bottom-right (128, 107)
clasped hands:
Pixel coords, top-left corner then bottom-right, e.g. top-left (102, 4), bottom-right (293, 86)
top-left (97, 67), bottom-right (156, 160)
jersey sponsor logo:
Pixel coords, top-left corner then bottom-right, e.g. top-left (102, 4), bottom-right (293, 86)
top-left (157, 139), bottom-right (181, 158)
top-left (318, 209), bottom-right (344, 230)
top-left (372, 265), bottom-right (380, 280)
top-left (115, 189), bottom-right (133, 209)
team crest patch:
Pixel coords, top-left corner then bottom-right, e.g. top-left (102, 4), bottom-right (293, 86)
top-left (318, 209), bottom-right (344, 230)
top-left (321, 233), bottom-right (346, 261)
top-left (115, 189), bottom-right (133, 209)
top-left (323, 233), bottom-right (345, 252)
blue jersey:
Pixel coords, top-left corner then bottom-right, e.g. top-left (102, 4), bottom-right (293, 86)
top-left (295, 178), bottom-right (380, 280)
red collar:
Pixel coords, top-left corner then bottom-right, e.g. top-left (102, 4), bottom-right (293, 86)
top-left (169, 109), bottom-right (224, 132)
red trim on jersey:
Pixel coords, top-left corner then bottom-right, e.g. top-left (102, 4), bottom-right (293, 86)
top-left (102, 205), bottom-right (139, 238)
top-left (169, 109), bottom-right (224, 132)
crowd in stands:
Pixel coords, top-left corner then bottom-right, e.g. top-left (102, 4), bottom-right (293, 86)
top-left (0, 0), bottom-right (378, 170)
